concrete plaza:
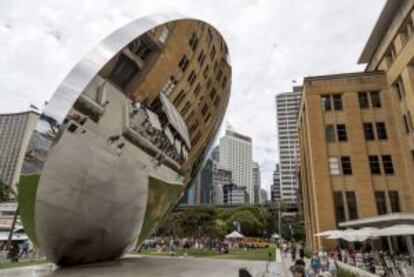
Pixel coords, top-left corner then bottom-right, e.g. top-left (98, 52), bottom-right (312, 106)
top-left (0, 255), bottom-right (288, 277)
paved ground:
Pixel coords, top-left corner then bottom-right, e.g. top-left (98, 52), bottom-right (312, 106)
top-left (0, 255), bottom-right (289, 277)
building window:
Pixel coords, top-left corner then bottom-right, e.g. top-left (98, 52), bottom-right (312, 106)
top-left (393, 78), bottom-right (405, 101)
top-left (161, 76), bottom-right (177, 96)
top-left (358, 92), bottom-right (369, 109)
top-left (370, 91), bottom-right (381, 108)
top-left (173, 90), bottom-right (186, 106)
top-left (187, 70), bottom-right (197, 86)
top-left (369, 155), bottom-right (381, 174)
top-left (363, 122), bottom-right (375, 140)
top-left (203, 65), bottom-right (209, 79)
top-left (197, 51), bottom-right (206, 66)
top-left (389, 191), bottom-right (401, 213)
top-left (159, 26), bottom-right (170, 44)
top-left (189, 32), bottom-right (199, 51)
top-left (222, 76), bottom-right (228, 89)
top-left (346, 191), bottom-right (358, 220)
top-left (336, 124), bottom-right (347, 142)
top-left (216, 70), bottom-right (223, 82)
top-left (375, 191), bottom-right (387, 215)
top-left (329, 157), bottom-right (340, 175)
top-left (325, 125), bottom-right (336, 142)
top-left (403, 114), bottom-right (410, 134)
top-left (201, 104), bottom-right (209, 116)
top-left (130, 39), bottom-right (153, 61)
top-left (382, 155), bottom-right (394, 175)
top-left (194, 83), bottom-right (201, 96)
top-left (109, 54), bottom-right (139, 89)
top-left (181, 101), bottom-right (191, 116)
top-left (321, 95), bottom-right (332, 111)
top-left (178, 55), bottom-right (189, 72)
top-left (209, 88), bottom-right (216, 99)
top-left (210, 46), bottom-right (216, 60)
top-left (376, 122), bottom-right (388, 140)
top-left (333, 94), bottom-right (343, 110)
top-left (333, 191), bottom-right (346, 223)
top-left (341, 156), bottom-right (352, 175)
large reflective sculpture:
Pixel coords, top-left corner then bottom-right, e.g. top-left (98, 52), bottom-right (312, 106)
top-left (20, 14), bottom-right (231, 266)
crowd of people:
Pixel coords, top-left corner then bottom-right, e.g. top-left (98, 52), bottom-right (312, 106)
top-left (283, 240), bottom-right (413, 277)
top-left (140, 236), bottom-right (271, 256)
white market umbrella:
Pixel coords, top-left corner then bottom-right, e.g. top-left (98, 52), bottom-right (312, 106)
top-left (316, 230), bottom-right (342, 237)
top-left (374, 224), bottom-right (414, 236)
top-left (226, 231), bottom-right (244, 239)
top-left (327, 229), bottom-right (356, 240)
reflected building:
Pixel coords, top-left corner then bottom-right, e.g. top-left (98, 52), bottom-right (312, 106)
top-left (19, 15), bottom-right (231, 266)
top-left (0, 111), bottom-right (39, 191)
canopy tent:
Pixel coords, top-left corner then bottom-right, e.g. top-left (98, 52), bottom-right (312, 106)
top-left (159, 93), bottom-right (191, 148)
top-left (271, 233), bottom-right (281, 239)
top-left (225, 231), bottom-right (244, 239)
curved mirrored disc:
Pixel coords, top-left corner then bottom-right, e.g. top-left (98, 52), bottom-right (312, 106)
top-left (20, 14), bottom-right (231, 266)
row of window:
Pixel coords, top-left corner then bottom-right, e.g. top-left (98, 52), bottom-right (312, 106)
top-left (321, 92), bottom-right (382, 111)
top-left (325, 121), bottom-right (388, 142)
top-left (358, 91), bottom-right (381, 108)
top-left (334, 191), bottom-right (358, 222)
top-left (384, 16), bottom-right (414, 67)
top-left (334, 190), bottom-right (401, 223)
top-left (328, 155), bottom-right (394, 176)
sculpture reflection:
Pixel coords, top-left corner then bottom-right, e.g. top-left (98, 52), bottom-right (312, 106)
top-left (20, 15), bottom-right (231, 266)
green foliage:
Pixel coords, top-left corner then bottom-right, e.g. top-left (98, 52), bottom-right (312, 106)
top-left (0, 178), bottom-right (10, 202)
top-left (158, 205), bottom-right (307, 239)
top-left (18, 175), bottom-right (40, 247)
top-left (337, 267), bottom-right (358, 277)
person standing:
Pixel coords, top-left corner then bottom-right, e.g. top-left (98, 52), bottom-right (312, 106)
top-left (291, 244), bottom-right (297, 262)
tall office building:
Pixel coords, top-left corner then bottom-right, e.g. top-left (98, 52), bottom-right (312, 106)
top-left (213, 164), bottom-right (232, 205)
top-left (275, 86), bottom-right (302, 206)
top-left (299, 0), bottom-right (414, 251)
top-left (259, 188), bottom-right (268, 204)
top-left (222, 183), bottom-right (249, 205)
top-left (220, 128), bottom-right (254, 203)
top-left (0, 111), bottom-right (39, 190)
top-left (252, 161), bottom-right (261, 204)
top-left (271, 164), bottom-right (281, 202)
top-left (211, 145), bottom-right (220, 163)
top-left (194, 159), bottom-right (215, 205)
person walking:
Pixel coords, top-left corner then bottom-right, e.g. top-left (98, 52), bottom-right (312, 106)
top-left (299, 243), bottom-right (305, 259)
top-left (291, 244), bottom-right (297, 262)
top-left (310, 251), bottom-right (321, 275)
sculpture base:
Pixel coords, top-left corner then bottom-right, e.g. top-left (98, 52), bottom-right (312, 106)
top-left (0, 255), bottom-right (271, 277)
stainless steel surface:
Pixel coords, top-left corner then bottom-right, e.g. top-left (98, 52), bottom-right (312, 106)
top-left (20, 14), bottom-right (231, 266)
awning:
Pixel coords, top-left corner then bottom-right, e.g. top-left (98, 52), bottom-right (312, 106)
top-left (374, 224), bottom-right (414, 236)
top-left (159, 93), bottom-right (191, 148)
top-left (339, 212), bottom-right (414, 228)
top-left (164, 127), bottom-right (174, 144)
top-left (146, 110), bottom-right (162, 131)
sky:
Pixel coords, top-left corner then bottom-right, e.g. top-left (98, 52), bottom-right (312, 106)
top-left (0, 0), bottom-right (385, 192)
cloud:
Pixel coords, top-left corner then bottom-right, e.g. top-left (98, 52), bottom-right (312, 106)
top-left (0, 0), bottom-right (384, 192)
